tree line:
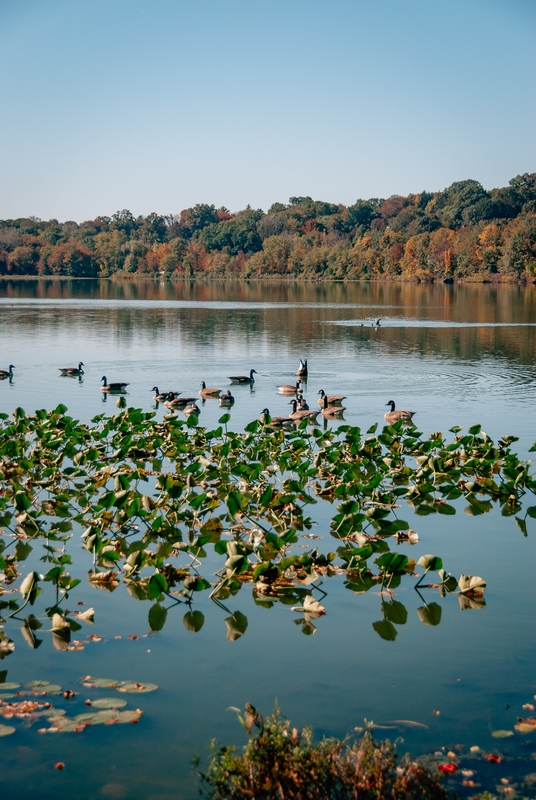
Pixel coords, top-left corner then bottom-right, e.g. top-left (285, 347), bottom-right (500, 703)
top-left (1, 174), bottom-right (535, 281)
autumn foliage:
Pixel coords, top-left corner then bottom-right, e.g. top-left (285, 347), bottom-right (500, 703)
top-left (1, 175), bottom-right (535, 281)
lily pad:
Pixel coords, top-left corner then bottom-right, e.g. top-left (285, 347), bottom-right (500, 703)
top-left (0, 724), bottom-right (16, 736)
top-left (116, 681), bottom-right (158, 693)
top-left (82, 677), bottom-right (118, 688)
top-left (0, 682), bottom-right (20, 690)
top-left (91, 698), bottom-right (128, 709)
top-left (0, 693), bottom-right (16, 700)
top-left (492, 730), bottom-right (514, 738)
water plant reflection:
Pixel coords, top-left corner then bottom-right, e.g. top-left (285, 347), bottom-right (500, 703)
top-left (1, 403), bottom-right (535, 651)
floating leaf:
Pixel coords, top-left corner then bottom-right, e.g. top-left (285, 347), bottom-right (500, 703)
top-left (492, 730), bottom-right (514, 738)
top-left (82, 677), bottom-right (118, 688)
top-left (0, 682), bottom-right (20, 690)
top-left (91, 698), bottom-right (128, 709)
top-left (458, 575), bottom-right (487, 595)
top-left (0, 724), bottom-right (16, 736)
top-left (116, 681), bottom-right (158, 693)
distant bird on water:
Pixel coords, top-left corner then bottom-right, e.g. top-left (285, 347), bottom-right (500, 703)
top-left (199, 381), bottom-right (221, 398)
top-left (0, 364), bottom-right (15, 379)
top-left (317, 389), bottom-right (346, 407)
top-left (295, 359), bottom-right (308, 377)
top-left (277, 379), bottom-right (302, 394)
top-left (384, 400), bottom-right (415, 423)
top-left (59, 362), bottom-right (84, 376)
top-left (228, 369), bottom-right (257, 384)
top-left (288, 399), bottom-right (319, 422)
top-left (100, 376), bottom-right (129, 392)
top-left (259, 408), bottom-right (293, 427)
top-left (321, 394), bottom-right (345, 417)
top-left (219, 390), bottom-right (235, 406)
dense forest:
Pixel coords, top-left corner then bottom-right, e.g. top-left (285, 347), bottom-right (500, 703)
top-left (1, 174), bottom-right (535, 281)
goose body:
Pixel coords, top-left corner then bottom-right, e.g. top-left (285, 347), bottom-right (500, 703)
top-left (199, 381), bottom-right (221, 398)
top-left (100, 376), bottom-right (129, 392)
top-left (317, 389), bottom-right (346, 407)
top-left (164, 392), bottom-right (196, 408)
top-left (228, 369), bottom-right (257, 384)
top-left (183, 402), bottom-right (200, 416)
top-left (59, 361), bottom-right (84, 376)
top-left (152, 386), bottom-right (176, 402)
top-left (288, 399), bottom-right (319, 422)
top-left (295, 359), bottom-right (308, 377)
top-left (0, 364), bottom-right (15, 379)
top-left (277, 380), bottom-right (302, 394)
top-left (298, 396), bottom-right (309, 410)
top-left (219, 390), bottom-right (235, 405)
top-left (321, 394), bottom-right (345, 417)
top-left (384, 400), bottom-right (415, 423)
top-left (260, 408), bottom-right (293, 427)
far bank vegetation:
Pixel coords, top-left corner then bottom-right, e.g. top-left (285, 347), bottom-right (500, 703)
top-left (1, 174), bottom-right (536, 282)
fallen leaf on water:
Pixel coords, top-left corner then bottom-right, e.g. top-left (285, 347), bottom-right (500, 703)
top-left (77, 601), bottom-right (85, 605)
top-left (447, 751), bottom-right (457, 758)
top-left (522, 703), bottom-right (535, 711)
top-left (438, 763), bottom-right (457, 774)
top-left (433, 710), bottom-right (441, 716)
top-left (87, 635), bottom-right (102, 642)
top-left (515, 722), bottom-right (536, 734)
top-left (114, 636), bottom-right (122, 640)
top-left (128, 635), bottom-right (138, 640)
top-left (470, 746), bottom-right (480, 752)
top-left (501, 779), bottom-right (510, 785)
top-left (462, 770), bottom-right (474, 777)
top-left (463, 780), bottom-right (476, 787)
top-left (63, 691), bottom-right (75, 699)
top-left (485, 754), bottom-right (502, 763)
top-left (54, 762), bottom-right (65, 770)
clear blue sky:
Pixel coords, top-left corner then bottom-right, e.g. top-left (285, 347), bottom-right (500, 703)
top-left (0, 0), bottom-right (534, 221)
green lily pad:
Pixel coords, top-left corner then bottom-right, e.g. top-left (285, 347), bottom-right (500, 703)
top-left (0, 682), bottom-right (20, 690)
top-left (82, 677), bottom-right (118, 688)
top-left (0, 724), bottom-right (16, 736)
top-left (28, 681), bottom-right (62, 693)
top-left (112, 710), bottom-right (142, 724)
top-left (492, 729), bottom-right (514, 738)
top-left (116, 681), bottom-right (158, 693)
top-left (0, 693), bottom-right (16, 700)
top-left (91, 698), bottom-right (128, 709)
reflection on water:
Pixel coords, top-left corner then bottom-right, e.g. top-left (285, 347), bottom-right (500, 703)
top-left (0, 280), bottom-right (535, 800)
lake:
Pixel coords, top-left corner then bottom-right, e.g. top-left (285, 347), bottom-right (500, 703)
top-left (1, 279), bottom-right (536, 800)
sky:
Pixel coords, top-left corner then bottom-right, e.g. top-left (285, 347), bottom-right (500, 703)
top-left (0, 0), bottom-right (535, 221)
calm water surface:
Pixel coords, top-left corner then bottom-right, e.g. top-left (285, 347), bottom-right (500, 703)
top-left (1, 280), bottom-right (535, 800)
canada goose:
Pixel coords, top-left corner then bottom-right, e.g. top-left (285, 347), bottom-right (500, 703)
top-left (59, 361), bottom-right (84, 376)
top-left (295, 359), bottom-right (308, 377)
top-left (152, 386), bottom-right (175, 402)
top-left (219, 390), bottom-right (235, 406)
top-left (321, 394), bottom-right (345, 417)
top-left (384, 400), bottom-right (415, 423)
top-left (277, 380), bottom-right (302, 394)
top-left (0, 364), bottom-right (15, 379)
top-left (183, 402), bottom-right (200, 416)
top-left (260, 408), bottom-right (293, 427)
top-left (288, 399), bottom-right (319, 422)
top-left (298, 396), bottom-right (310, 410)
top-left (199, 381), bottom-right (221, 398)
top-left (100, 376), bottom-right (129, 392)
top-left (317, 389), bottom-right (346, 407)
top-left (164, 392), bottom-right (196, 408)
top-left (228, 369), bottom-right (257, 384)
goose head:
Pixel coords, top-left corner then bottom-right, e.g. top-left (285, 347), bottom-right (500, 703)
top-left (385, 400), bottom-right (395, 411)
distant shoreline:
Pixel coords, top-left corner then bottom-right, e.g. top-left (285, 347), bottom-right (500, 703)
top-left (1, 274), bottom-right (535, 285)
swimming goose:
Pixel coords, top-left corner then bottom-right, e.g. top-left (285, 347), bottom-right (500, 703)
top-left (317, 389), bottom-right (346, 407)
top-left (288, 399), bottom-right (319, 422)
top-left (152, 386), bottom-right (176, 402)
top-left (228, 369), bottom-right (257, 384)
top-left (0, 364), bottom-right (15, 379)
top-left (164, 392), bottom-right (196, 408)
top-left (183, 402), bottom-right (200, 416)
top-left (277, 380), bottom-right (302, 394)
top-left (298, 395), bottom-right (310, 410)
top-left (384, 400), bottom-right (415, 423)
top-left (321, 394), bottom-right (345, 417)
top-left (260, 408), bottom-right (293, 427)
top-left (219, 390), bottom-right (235, 405)
top-left (100, 376), bottom-right (129, 392)
top-left (295, 359), bottom-right (308, 377)
top-left (199, 381), bottom-right (221, 398)
top-left (59, 362), bottom-right (84, 376)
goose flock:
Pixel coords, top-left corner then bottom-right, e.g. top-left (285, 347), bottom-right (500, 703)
top-left (0, 361), bottom-right (416, 425)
